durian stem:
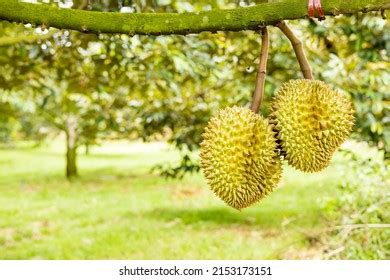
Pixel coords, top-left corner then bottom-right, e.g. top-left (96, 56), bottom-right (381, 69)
top-left (251, 27), bottom-right (269, 114)
top-left (276, 21), bottom-right (313, 79)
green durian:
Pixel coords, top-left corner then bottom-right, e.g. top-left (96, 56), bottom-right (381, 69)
top-left (200, 106), bottom-right (282, 210)
top-left (271, 79), bottom-right (354, 172)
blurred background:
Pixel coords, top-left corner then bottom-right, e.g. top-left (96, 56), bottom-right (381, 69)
top-left (0, 0), bottom-right (389, 259)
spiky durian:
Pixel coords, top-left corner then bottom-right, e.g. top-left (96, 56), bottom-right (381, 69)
top-left (200, 106), bottom-right (282, 210)
top-left (271, 79), bottom-right (354, 172)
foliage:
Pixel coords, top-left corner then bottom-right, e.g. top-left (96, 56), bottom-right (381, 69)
top-left (0, 89), bottom-right (48, 144)
top-left (321, 142), bottom-right (389, 259)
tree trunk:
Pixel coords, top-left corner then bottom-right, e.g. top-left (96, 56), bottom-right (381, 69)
top-left (85, 142), bottom-right (90, 155)
top-left (65, 117), bottom-right (78, 178)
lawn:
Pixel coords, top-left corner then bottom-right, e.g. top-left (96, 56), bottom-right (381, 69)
top-left (0, 140), bottom-right (342, 259)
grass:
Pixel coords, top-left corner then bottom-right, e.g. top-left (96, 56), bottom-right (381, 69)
top-left (0, 140), bottom-right (342, 259)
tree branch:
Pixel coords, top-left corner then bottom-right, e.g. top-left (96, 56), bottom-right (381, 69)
top-left (251, 27), bottom-right (269, 114)
top-left (277, 21), bottom-right (313, 79)
top-left (0, 0), bottom-right (389, 35)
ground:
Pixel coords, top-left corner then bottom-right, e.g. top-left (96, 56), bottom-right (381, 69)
top-left (0, 141), bottom-right (342, 259)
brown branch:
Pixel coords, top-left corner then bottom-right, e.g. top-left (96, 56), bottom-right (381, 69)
top-left (276, 21), bottom-right (313, 79)
top-left (251, 27), bottom-right (269, 113)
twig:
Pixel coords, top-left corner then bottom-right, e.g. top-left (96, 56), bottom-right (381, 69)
top-left (333, 224), bottom-right (390, 230)
top-left (324, 246), bottom-right (345, 259)
top-left (276, 21), bottom-right (313, 79)
top-left (251, 27), bottom-right (269, 113)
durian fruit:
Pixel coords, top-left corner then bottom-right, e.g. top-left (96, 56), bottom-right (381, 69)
top-left (271, 79), bottom-right (354, 172)
top-left (200, 106), bottom-right (282, 210)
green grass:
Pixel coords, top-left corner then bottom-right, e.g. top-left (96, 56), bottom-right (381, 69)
top-left (0, 140), bottom-right (342, 259)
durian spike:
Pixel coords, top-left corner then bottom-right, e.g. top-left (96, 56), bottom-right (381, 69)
top-left (200, 106), bottom-right (282, 209)
top-left (271, 79), bottom-right (355, 172)
top-left (251, 26), bottom-right (269, 114)
top-left (276, 21), bottom-right (313, 80)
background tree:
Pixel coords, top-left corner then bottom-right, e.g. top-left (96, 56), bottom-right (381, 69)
top-left (1, 27), bottom-right (136, 177)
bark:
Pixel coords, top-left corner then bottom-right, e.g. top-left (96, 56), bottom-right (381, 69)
top-left (0, 0), bottom-right (389, 35)
top-left (65, 117), bottom-right (78, 178)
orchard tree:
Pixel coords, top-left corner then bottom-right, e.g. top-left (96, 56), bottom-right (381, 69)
top-left (0, 28), bottom-right (137, 177)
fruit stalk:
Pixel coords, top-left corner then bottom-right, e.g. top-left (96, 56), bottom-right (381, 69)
top-left (251, 27), bottom-right (269, 113)
top-left (276, 21), bottom-right (313, 79)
